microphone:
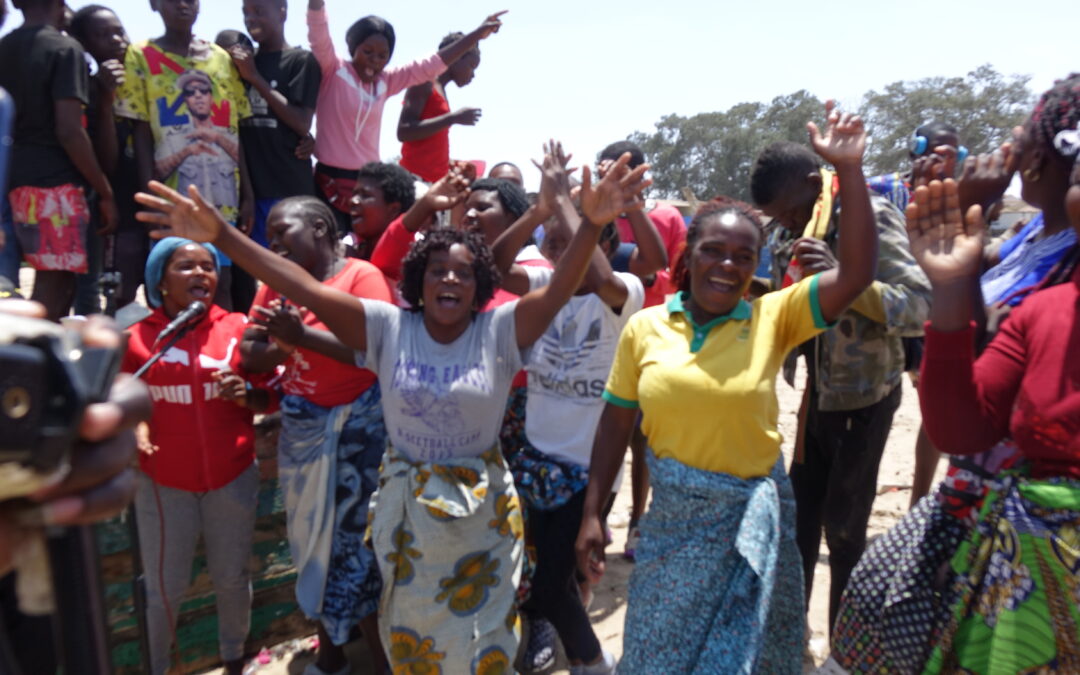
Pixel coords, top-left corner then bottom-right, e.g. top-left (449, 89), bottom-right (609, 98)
top-left (154, 300), bottom-right (207, 346)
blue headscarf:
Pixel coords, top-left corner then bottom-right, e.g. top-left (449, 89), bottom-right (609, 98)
top-left (144, 237), bottom-right (220, 308)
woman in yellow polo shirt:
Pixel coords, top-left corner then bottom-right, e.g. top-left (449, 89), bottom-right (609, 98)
top-left (575, 102), bottom-right (880, 673)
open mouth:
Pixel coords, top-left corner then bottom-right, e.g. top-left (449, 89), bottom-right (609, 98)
top-left (435, 292), bottom-right (461, 308)
top-left (707, 276), bottom-right (738, 293)
top-left (189, 283), bottom-right (211, 300)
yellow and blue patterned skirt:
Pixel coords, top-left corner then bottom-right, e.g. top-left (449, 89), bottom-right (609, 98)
top-left (368, 444), bottom-right (524, 674)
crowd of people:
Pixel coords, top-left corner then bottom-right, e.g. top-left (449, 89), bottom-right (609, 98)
top-left (0, 0), bottom-right (1078, 673)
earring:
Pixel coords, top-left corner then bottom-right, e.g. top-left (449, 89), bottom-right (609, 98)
top-left (418, 298), bottom-right (424, 307)
top-left (1023, 167), bottom-right (1041, 183)
top-left (161, 289), bottom-right (168, 296)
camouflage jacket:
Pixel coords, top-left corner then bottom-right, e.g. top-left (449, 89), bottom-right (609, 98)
top-left (770, 196), bottom-right (931, 412)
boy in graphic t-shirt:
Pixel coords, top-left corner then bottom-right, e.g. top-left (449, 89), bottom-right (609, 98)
top-left (0, 0), bottom-right (117, 320)
top-left (231, 0), bottom-right (321, 248)
top-left (114, 0), bottom-right (253, 311)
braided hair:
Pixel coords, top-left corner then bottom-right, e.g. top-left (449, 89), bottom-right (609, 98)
top-left (1030, 73), bottom-right (1080, 166)
top-left (675, 197), bottom-right (763, 293)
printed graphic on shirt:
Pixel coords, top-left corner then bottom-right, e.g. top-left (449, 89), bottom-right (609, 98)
top-left (116, 40), bottom-right (251, 224)
top-left (531, 316), bottom-right (610, 402)
top-left (389, 356), bottom-right (492, 460)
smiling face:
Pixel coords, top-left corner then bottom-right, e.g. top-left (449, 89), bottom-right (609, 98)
top-left (266, 204), bottom-right (324, 272)
top-left (81, 9), bottom-right (129, 62)
top-left (350, 177), bottom-right (398, 240)
top-left (242, 0), bottom-right (284, 45)
top-left (422, 244), bottom-right (479, 331)
top-left (352, 34), bottom-right (390, 84)
top-left (462, 190), bottom-right (511, 246)
top-left (154, 0), bottom-right (198, 33)
top-left (160, 244), bottom-right (217, 317)
top-left (687, 213), bottom-right (760, 318)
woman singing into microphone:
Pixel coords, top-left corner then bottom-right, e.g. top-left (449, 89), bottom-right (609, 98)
top-left (121, 237), bottom-right (273, 675)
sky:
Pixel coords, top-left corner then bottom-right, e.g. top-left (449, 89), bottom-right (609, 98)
top-left (3, 0), bottom-right (1078, 193)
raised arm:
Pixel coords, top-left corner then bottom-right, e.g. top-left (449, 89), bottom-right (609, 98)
top-left (802, 101), bottom-right (877, 323)
top-left (135, 182), bottom-right (369, 351)
top-left (623, 209), bottom-right (668, 277)
top-left (514, 147), bottom-right (650, 348)
top-left (437, 11), bottom-right (506, 66)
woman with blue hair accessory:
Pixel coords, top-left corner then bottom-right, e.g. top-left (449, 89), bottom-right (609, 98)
top-left (122, 236), bottom-right (273, 675)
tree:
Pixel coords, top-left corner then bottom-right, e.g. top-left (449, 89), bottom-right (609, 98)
top-left (859, 64), bottom-right (1033, 175)
top-left (630, 91), bottom-right (823, 202)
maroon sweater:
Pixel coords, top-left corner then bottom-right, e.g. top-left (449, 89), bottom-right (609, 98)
top-left (920, 267), bottom-right (1080, 479)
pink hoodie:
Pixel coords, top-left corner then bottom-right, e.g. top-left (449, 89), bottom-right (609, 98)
top-left (308, 6), bottom-right (446, 170)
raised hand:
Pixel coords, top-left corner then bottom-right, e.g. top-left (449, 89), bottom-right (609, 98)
top-left (808, 100), bottom-right (866, 168)
top-left (135, 181), bottom-right (228, 243)
top-left (905, 179), bottom-right (985, 285)
top-left (476, 10), bottom-right (507, 39)
top-left (579, 152), bottom-right (651, 227)
top-left (532, 139), bottom-right (575, 219)
top-left (912, 145), bottom-right (958, 188)
top-left (422, 161), bottom-right (473, 213)
top-left (957, 136), bottom-right (1017, 214)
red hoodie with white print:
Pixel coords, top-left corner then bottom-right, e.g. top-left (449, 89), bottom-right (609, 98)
top-left (123, 305), bottom-right (264, 492)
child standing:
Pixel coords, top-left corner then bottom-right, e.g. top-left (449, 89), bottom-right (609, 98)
top-left (115, 0), bottom-right (254, 311)
top-left (233, 0), bottom-right (322, 247)
top-left (397, 32), bottom-right (482, 183)
top-left (306, 0), bottom-right (505, 234)
top-left (0, 0), bottom-right (117, 320)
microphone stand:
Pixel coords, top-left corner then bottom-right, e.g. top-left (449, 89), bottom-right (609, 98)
top-left (132, 323), bottom-right (195, 380)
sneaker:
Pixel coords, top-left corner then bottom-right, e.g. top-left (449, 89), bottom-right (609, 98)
top-left (570, 650), bottom-right (617, 675)
top-left (623, 526), bottom-right (641, 562)
top-left (522, 616), bottom-right (557, 672)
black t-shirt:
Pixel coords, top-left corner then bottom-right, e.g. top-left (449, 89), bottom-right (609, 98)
top-left (239, 47), bottom-right (321, 199)
top-left (0, 25), bottom-right (89, 188)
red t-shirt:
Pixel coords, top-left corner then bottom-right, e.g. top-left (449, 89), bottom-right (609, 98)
top-left (920, 269), bottom-right (1080, 479)
top-left (399, 86), bottom-right (450, 182)
top-left (250, 258), bottom-right (393, 407)
top-left (122, 305), bottom-right (257, 492)
top-left (616, 203), bottom-right (686, 307)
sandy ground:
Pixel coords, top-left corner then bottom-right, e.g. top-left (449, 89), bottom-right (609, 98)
top-left (201, 363), bottom-right (942, 675)
top-left (13, 267), bottom-right (938, 674)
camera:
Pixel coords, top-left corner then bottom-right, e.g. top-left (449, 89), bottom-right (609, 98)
top-left (0, 314), bottom-right (120, 501)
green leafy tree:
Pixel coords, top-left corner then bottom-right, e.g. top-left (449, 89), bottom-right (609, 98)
top-left (859, 64), bottom-right (1033, 175)
top-left (630, 91), bottom-right (823, 201)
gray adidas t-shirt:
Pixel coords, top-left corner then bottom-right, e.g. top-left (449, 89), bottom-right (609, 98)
top-left (358, 299), bottom-right (527, 462)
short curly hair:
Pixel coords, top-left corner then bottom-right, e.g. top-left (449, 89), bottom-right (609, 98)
top-left (750, 141), bottom-right (822, 207)
top-left (675, 197), bottom-right (763, 293)
top-left (357, 162), bottom-right (417, 211)
top-left (399, 229), bottom-right (501, 312)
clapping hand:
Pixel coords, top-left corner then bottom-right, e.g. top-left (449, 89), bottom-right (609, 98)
top-left (912, 146), bottom-right (958, 188)
top-left (808, 100), bottom-right (866, 168)
top-left (212, 369), bottom-right (249, 406)
top-left (957, 134), bottom-right (1018, 214)
top-left (532, 139), bottom-right (575, 220)
top-left (905, 179), bottom-right (985, 285)
top-left (422, 161), bottom-right (473, 213)
top-left (579, 152), bottom-right (651, 226)
top-left (135, 182), bottom-right (228, 243)
top-left (252, 300), bottom-right (304, 350)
